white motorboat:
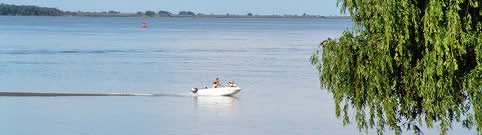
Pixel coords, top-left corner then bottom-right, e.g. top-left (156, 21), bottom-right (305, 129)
top-left (191, 87), bottom-right (241, 96)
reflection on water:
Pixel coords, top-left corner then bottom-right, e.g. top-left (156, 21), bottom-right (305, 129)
top-left (1, 17), bottom-right (473, 134)
top-left (193, 96), bottom-right (238, 113)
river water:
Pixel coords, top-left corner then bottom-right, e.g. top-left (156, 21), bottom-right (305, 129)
top-left (0, 16), bottom-right (475, 135)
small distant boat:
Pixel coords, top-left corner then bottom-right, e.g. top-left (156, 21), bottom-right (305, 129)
top-left (191, 87), bottom-right (241, 96)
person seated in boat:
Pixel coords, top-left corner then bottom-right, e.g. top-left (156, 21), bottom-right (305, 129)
top-left (231, 81), bottom-right (236, 87)
top-left (228, 82), bottom-right (232, 87)
top-left (212, 78), bottom-right (220, 88)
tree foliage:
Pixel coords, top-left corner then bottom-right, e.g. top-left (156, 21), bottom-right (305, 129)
top-left (158, 10), bottom-right (171, 16)
top-left (311, 0), bottom-right (480, 134)
top-left (179, 11), bottom-right (195, 16)
top-left (0, 3), bottom-right (63, 16)
top-left (136, 11), bottom-right (143, 16)
top-left (145, 11), bottom-right (156, 16)
top-left (108, 10), bottom-right (120, 14)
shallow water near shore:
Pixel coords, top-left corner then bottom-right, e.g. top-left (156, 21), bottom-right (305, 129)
top-left (0, 16), bottom-right (476, 135)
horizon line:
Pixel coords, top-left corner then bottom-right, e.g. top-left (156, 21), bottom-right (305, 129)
top-left (0, 3), bottom-right (344, 16)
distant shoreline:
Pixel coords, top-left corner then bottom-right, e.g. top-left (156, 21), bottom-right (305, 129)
top-left (0, 3), bottom-right (350, 19)
top-left (64, 14), bottom-right (350, 19)
top-left (1, 13), bottom-right (350, 19)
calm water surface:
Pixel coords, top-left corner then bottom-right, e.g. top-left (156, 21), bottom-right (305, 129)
top-left (0, 16), bottom-right (475, 135)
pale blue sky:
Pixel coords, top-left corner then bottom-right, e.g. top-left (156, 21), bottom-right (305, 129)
top-left (2, 0), bottom-right (342, 15)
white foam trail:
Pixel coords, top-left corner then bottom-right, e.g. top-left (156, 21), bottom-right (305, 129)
top-left (131, 93), bottom-right (154, 96)
top-left (109, 93), bottom-right (153, 96)
top-left (0, 92), bottom-right (181, 97)
top-left (151, 93), bottom-right (194, 97)
top-left (0, 92), bottom-right (239, 97)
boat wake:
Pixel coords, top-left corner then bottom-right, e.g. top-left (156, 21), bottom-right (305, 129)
top-left (151, 93), bottom-right (194, 97)
top-left (0, 92), bottom-right (194, 97)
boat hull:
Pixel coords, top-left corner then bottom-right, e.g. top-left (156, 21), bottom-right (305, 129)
top-left (194, 87), bottom-right (241, 96)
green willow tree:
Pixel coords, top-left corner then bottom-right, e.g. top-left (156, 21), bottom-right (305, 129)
top-left (311, 0), bottom-right (480, 135)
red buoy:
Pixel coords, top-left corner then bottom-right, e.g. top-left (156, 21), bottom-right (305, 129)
top-left (142, 21), bottom-right (147, 28)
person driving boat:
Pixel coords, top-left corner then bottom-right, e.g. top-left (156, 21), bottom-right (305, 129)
top-left (212, 78), bottom-right (220, 88)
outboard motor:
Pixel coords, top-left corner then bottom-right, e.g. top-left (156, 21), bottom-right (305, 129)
top-left (191, 88), bottom-right (198, 93)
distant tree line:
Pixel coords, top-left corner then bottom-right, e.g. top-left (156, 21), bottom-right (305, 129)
top-left (0, 3), bottom-right (63, 16)
top-left (108, 10), bottom-right (120, 14)
top-left (1, 3), bottom-right (331, 18)
top-left (158, 10), bottom-right (171, 16)
top-left (136, 10), bottom-right (260, 17)
top-left (179, 11), bottom-right (195, 16)
top-left (137, 10), bottom-right (196, 17)
top-left (144, 11), bottom-right (156, 16)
